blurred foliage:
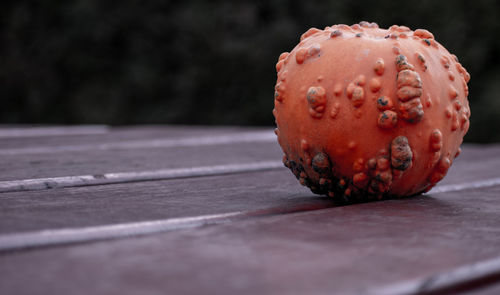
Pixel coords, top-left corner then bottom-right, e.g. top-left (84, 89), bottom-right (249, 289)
top-left (0, 0), bottom-right (499, 142)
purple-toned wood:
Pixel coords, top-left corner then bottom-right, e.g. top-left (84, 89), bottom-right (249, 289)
top-left (1, 185), bottom-right (500, 295)
top-left (0, 169), bottom-right (325, 234)
top-left (0, 125), bottom-right (270, 149)
top-left (0, 133), bottom-right (278, 181)
top-left (0, 126), bottom-right (499, 295)
top-left (0, 146), bottom-right (498, 235)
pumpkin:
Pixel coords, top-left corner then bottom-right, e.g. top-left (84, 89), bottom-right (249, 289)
top-left (273, 22), bottom-right (470, 202)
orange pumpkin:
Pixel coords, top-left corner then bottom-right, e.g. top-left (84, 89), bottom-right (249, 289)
top-left (273, 22), bottom-right (470, 202)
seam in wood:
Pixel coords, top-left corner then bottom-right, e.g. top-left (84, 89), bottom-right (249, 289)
top-left (0, 202), bottom-right (337, 253)
top-left (0, 212), bottom-right (244, 252)
top-left (0, 161), bottom-right (285, 193)
top-left (366, 256), bottom-right (500, 295)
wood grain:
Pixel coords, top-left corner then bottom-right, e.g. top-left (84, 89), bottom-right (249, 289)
top-left (0, 125), bottom-right (269, 149)
top-left (0, 161), bottom-right (284, 193)
top-left (0, 140), bottom-right (499, 235)
top-left (0, 139), bottom-right (280, 181)
top-left (1, 185), bottom-right (500, 295)
top-left (0, 169), bottom-right (323, 234)
top-left (0, 125), bottom-right (109, 138)
top-left (1, 126), bottom-right (500, 294)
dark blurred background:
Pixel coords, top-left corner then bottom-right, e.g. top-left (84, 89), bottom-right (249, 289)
top-left (1, 0), bottom-right (499, 142)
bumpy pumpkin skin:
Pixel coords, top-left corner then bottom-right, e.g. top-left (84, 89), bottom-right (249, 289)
top-left (273, 22), bottom-right (471, 201)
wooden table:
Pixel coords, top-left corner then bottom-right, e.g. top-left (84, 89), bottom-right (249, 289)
top-left (1, 125), bottom-right (500, 295)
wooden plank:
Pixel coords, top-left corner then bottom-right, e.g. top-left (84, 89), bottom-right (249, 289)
top-left (0, 145), bottom-right (499, 234)
top-left (0, 126), bottom-right (499, 294)
top-left (0, 139), bottom-right (280, 181)
top-left (438, 144), bottom-right (500, 186)
top-left (0, 136), bottom-right (498, 185)
top-left (0, 161), bottom-right (283, 193)
top-left (0, 169), bottom-right (321, 234)
top-left (1, 176), bottom-right (500, 253)
top-left (448, 143), bottom-right (500, 163)
top-left (0, 129), bottom-right (275, 155)
top-left (0, 125), bottom-right (270, 149)
top-left (1, 184), bottom-right (500, 295)
top-left (0, 170), bottom-right (499, 251)
top-left (371, 256), bottom-right (500, 295)
top-left (0, 125), bottom-right (109, 138)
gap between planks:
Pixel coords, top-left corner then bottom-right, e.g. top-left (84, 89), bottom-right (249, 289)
top-left (367, 256), bottom-right (500, 295)
top-left (0, 130), bottom-right (276, 155)
top-left (0, 161), bottom-right (285, 193)
top-left (1, 157), bottom-right (500, 194)
top-left (0, 202), bottom-right (334, 253)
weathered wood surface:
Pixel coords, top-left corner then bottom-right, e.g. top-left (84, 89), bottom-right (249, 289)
top-left (1, 125), bottom-right (500, 295)
top-left (0, 125), bottom-right (261, 148)
top-left (0, 170), bottom-right (329, 234)
top-left (0, 126), bottom-right (277, 181)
